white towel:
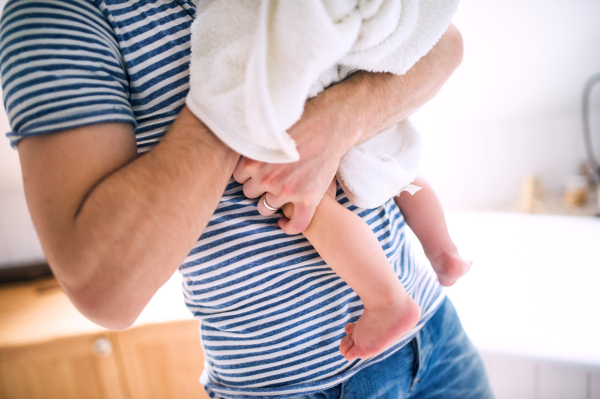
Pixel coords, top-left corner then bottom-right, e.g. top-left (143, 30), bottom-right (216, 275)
top-left (337, 119), bottom-right (423, 208)
top-left (186, 0), bottom-right (458, 208)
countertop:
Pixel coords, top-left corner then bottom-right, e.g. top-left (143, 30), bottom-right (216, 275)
top-left (0, 272), bottom-right (192, 348)
top-left (441, 211), bottom-right (600, 368)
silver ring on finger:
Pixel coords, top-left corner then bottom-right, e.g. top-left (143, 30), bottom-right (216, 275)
top-left (262, 197), bottom-right (279, 212)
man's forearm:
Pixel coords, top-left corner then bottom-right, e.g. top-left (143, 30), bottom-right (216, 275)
top-left (234, 24), bottom-right (463, 233)
top-left (315, 23), bottom-right (463, 151)
top-left (23, 107), bottom-right (239, 329)
top-left (76, 109), bottom-right (237, 327)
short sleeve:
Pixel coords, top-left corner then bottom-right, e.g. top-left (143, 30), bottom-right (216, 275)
top-left (0, 0), bottom-right (136, 148)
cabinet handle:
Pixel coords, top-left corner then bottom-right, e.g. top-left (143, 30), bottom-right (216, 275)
top-left (92, 337), bottom-right (113, 358)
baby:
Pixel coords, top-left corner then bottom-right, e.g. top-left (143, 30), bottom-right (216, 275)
top-left (187, 0), bottom-right (465, 363)
top-left (278, 174), bottom-right (471, 362)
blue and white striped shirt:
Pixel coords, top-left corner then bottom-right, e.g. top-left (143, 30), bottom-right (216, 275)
top-left (0, 1), bottom-right (444, 397)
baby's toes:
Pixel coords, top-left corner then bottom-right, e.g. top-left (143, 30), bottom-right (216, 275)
top-left (344, 344), bottom-right (362, 362)
top-left (344, 323), bottom-right (355, 335)
top-left (339, 334), bottom-right (351, 350)
top-left (339, 334), bottom-right (355, 357)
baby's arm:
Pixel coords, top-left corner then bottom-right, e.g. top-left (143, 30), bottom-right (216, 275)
top-left (281, 181), bottom-right (420, 361)
top-left (394, 176), bottom-right (471, 286)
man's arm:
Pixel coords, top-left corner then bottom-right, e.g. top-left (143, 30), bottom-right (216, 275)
top-left (234, 24), bottom-right (464, 234)
top-left (18, 106), bottom-right (239, 329)
top-left (16, 23), bottom-right (461, 330)
top-left (349, 23), bottom-right (464, 140)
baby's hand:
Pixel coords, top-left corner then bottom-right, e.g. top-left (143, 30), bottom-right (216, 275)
top-left (430, 252), bottom-right (472, 287)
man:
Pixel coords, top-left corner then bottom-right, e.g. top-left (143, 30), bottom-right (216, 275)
top-left (1, 0), bottom-right (492, 397)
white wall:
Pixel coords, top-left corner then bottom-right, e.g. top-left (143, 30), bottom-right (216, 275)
top-left (0, 109), bottom-right (21, 194)
top-left (414, 0), bottom-right (600, 209)
top-left (0, 0), bottom-right (21, 194)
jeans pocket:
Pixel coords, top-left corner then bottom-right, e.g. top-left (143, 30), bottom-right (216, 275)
top-left (409, 334), bottom-right (422, 391)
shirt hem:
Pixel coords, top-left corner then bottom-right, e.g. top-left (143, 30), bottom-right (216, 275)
top-left (201, 291), bottom-right (446, 399)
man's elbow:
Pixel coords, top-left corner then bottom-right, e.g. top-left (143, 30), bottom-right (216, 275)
top-left (63, 279), bottom-right (139, 330)
top-left (55, 259), bottom-right (143, 330)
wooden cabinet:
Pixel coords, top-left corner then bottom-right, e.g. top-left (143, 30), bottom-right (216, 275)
top-left (0, 333), bottom-right (125, 399)
top-left (0, 278), bottom-right (210, 399)
top-left (115, 321), bottom-right (205, 399)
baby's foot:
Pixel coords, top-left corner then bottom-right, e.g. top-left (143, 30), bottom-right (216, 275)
top-left (339, 294), bottom-right (420, 361)
top-left (429, 250), bottom-right (472, 287)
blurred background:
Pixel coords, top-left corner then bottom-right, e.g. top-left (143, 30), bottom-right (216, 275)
top-left (0, 0), bottom-right (599, 398)
top-left (416, 0), bottom-right (600, 211)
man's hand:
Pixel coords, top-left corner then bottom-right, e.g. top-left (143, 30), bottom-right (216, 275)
top-left (233, 90), bottom-right (356, 235)
top-left (233, 24), bottom-right (463, 235)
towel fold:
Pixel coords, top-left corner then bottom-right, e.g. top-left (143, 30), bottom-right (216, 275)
top-left (187, 0), bottom-right (458, 207)
top-left (337, 119), bottom-right (422, 209)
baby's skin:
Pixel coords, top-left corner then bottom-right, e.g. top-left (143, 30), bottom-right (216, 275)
top-left (281, 177), bottom-right (470, 361)
top-left (394, 176), bottom-right (472, 288)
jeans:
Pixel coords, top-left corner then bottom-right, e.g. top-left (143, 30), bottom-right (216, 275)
top-left (294, 297), bottom-right (494, 399)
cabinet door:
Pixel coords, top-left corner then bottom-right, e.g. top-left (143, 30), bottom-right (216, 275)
top-left (0, 333), bottom-right (125, 399)
top-left (114, 320), bottom-right (209, 399)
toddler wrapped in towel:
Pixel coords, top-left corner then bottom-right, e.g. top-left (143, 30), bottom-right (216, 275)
top-left (186, 0), bottom-right (468, 361)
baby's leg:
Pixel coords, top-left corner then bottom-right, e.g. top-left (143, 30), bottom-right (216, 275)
top-left (394, 176), bottom-right (471, 287)
top-left (282, 180), bottom-right (420, 361)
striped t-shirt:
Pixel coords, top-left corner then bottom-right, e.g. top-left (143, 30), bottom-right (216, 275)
top-left (0, 1), bottom-right (445, 398)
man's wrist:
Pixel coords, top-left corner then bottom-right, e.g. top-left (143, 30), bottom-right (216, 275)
top-left (165, 106), bottom-right (240, 167)
top-left (316, 23), bottom-right (463, 151)
top-left (317, 71), bottom-right (399, 152)
top-left (310, 78), bottom-right (366, 156)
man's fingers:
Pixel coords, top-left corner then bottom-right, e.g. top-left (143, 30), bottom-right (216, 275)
top-left (241, 179), bottom-right (266, 199)
top-left (232, 157), bottom-right (255, 184)
top-left (257, 194), bottom-right (282, 217)
top-left (278, 202), bottom-right (316, 235)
